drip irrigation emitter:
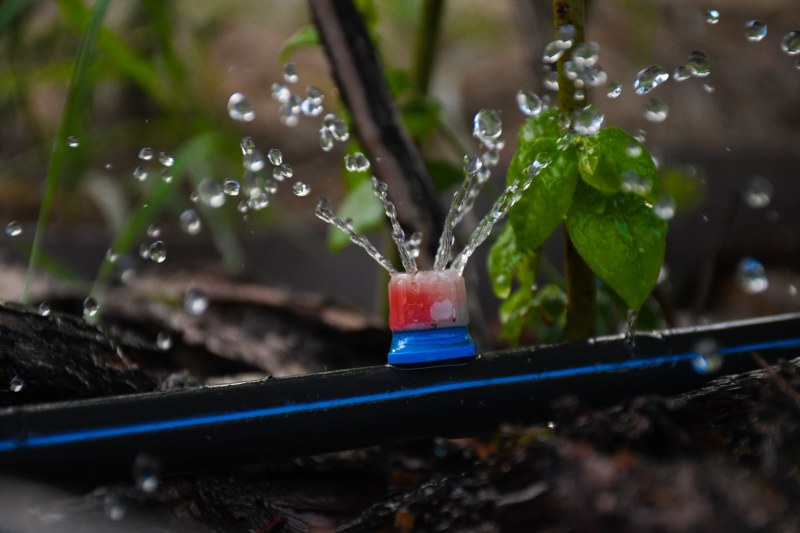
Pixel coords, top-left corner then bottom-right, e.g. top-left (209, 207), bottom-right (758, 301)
top-left (1, 312), bottom-right (799, 479)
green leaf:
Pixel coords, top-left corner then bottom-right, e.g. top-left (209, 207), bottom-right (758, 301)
top-left (565, 182), bottom-right (668, 310)
top-left (518, 108), bottom-right (562, 145)
top-left (499, 288), bottom-right (535, 345)
top-left (0, 0), bottom-right (25, 38)
top-left (577, 127), bottom-right (658, 201)
top-left (327, 177), bottom-right (385, 251)
top-left (487, 224), bottom-right (522, 298)
top-left (508, 138), bottom-right (579, 253)
top-left (279, 25), bottom-right (319, 62)
top-left (533, 284), bottom-right (567, 324)
top-left (24, 0), bottom-right (111, 303)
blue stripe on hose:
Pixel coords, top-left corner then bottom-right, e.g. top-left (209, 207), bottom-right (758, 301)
top-left (1, 336), bottom-right (799, 452)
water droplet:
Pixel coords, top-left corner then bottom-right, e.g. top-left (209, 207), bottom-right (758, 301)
top-left (622, 171), bottom-right (652, 195)
top-left (572, 104), bottom-right (604, 135)
top-left (156, 331), bottom-right (172, 351)
top-left (267, 148), bottom-right (283, 166)
top-left (643, 98), bottom-right (669, 122)
top-left (83, 297), bottom-right (99, 318)
top-left (691, 338), bottom-right (722, 374)
top-left (197, 180), bottom-right (226, 208)
top-left (159, 153), bottom-right (174, 168)
top-left (138, 147), bottom-right (153, 160)
top-left (686, 50), bottom-right (711, 77)
top-left (473, 109), bottom-right (502, 143)
top-left (227, 92), bottom-right (255, 122)
top-left (161, 170), bottom-right (173, 183)
top-left (653, 195), bottom-right (676, 220)
top-left (482, 149), bottom-right (499, 168)
top-left (148, 241), bottom-right (167, 263)
top-left (180, 208), bottom-right (202, 235)
top-left (132, 453), bottom-right (161, 493)
top-left (248, 193), bottom-right (269, 210)
top-left (132, 166), bottom-right (148, 182)
top-left (292, 181), bottom-right (311, 196)
top-left (66, 135), bottom-right (79, 148)
top-left (283, 62), bottom-right (299, 83)
top-left (572, 41), bottom-right (600, 67)
top-left (263, 179), bottom-right (278, 194)
top-left (38, 302), bottom-right (51, 316)
top-left (516, 90), bottom-right (543, 116)
top-left (745, 20), bottom-right (768, 42)
top-left (633, 65), bottom-right (669, 95)
top-left (606, 80), bottom-right (622, 98)
top-left (742, 176), bottom-right (773, 208)
top-left (345, 152), bottom-right (371, 172)
top-left (789, 283), bottom-right (798, 296)
top-left (673, 65), bottom-right (692, 82)
top-left (795, 59), bottom-right (800, 71)
top-left (657, 264), bottom-right (670, 285)
top-left (279, 163), bottom-right (293, 179)
top-left (243, 150), bottom-right (265, 172)
top-left (573, 88), bottom-right (586, 102)
top-left (184, 288), bottom-right (209, 315)
top-left (103, 494), bottom-right (126, 521)
top-left (626, 143), bottom-right (643, 157)
top-left (223, 179), bottom-right (240, 196)
top-left (146, 224), bottom-right (161, 238)
top-left (9, 375), bottom-right (24, 392)
top-left (542, 40), bottom-right (568, 64)
top-left (705, 9), bottom-right (720, 24)
top-left (737, 257), bottom-right (768, 293)
top-left (319, 127), bottom-right (334, 152)
top-left (463, 154), bottom-right (483, 175)
top-left (556, 24), bottom-right (576, 44)
top-left (543, 70), bottom-right (559, 91)
top-left (271, 82), bottom-right (292, 103)
top-left (702, 83), bottom-right (715, 94)
top-left (5, 221), bottom-right (22, 237)
top-left (329, 116), bottom-right (349, 142)
top-left (781, 30), bottom-right (800, 55)
top-left (301, 86), bottom-right (324, 116)
top-left (240, 137), bottom-right (255, 156)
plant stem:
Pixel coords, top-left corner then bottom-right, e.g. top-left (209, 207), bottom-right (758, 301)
top-left (412, 0), bottom-right (446, 96)
top-left (554, 0), bottom-right (596, 340)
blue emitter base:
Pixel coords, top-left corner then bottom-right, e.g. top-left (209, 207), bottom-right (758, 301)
top-left (388, 326), bottom-right (477, 366)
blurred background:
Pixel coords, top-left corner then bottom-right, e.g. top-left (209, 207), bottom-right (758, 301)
top-left (0, 0), bottom-right (799, 343)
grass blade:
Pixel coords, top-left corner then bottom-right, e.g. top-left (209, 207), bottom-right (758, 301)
top-left (23, 0), bottom-right (111, 304)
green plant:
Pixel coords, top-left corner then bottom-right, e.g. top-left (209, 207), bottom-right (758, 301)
top-left (488, 0), bottom-right (667, 343)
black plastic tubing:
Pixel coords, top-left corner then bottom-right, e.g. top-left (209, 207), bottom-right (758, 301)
top-left (1, 313), bottom-right (799, 478)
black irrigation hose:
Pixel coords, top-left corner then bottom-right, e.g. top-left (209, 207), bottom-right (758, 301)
top-left (1, 313), bottom-right (799, 479)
